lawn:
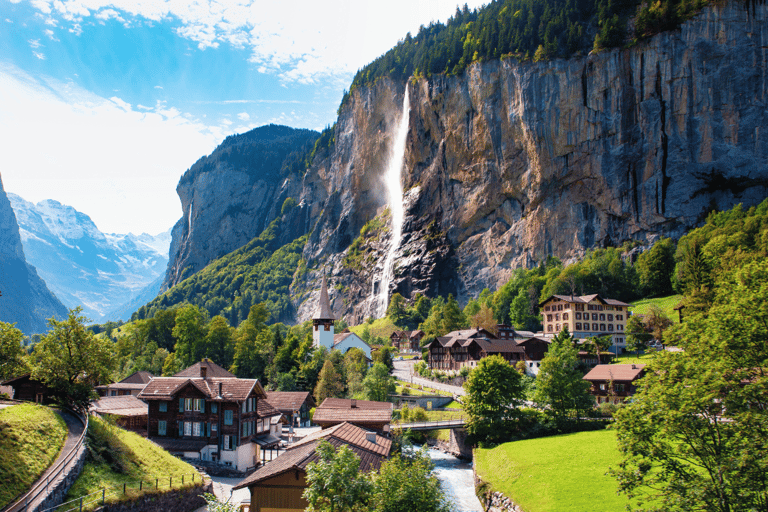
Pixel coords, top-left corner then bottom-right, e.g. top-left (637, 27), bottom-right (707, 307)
top-left (349, 317), bottom-right (399, 341)
top-left (64, 416), bottom-right (202, 511)
top-left (475, 429), bottom-right (646, 512)
top-left (395, 382), bottom-right (451, 397)
top-left (0, 403), bottom-right (67, 508)
top-left (612, 351), bottom-right (658, 365)
top-left (630, 294), bottom-right (682, 319)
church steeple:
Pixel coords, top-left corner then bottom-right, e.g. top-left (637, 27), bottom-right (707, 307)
top-left (313, 274), bottom-right (335, 349)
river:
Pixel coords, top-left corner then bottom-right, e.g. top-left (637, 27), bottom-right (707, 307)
top-left (428, 447), bottom-right (484, 512)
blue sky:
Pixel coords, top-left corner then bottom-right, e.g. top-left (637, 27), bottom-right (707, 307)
top-left (0, 0), bottom-right (487, 236)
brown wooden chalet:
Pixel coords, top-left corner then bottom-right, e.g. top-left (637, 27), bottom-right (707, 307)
top-left (233, 422), bottom-right (391, 512)
top-left (582, 364), bottom-right (646, 405)
top-left (137, 359), bottom-right (283, 472)
top-left (96, 370), bottom-right (153, 397)
top-left (312, 398), bottom-right (393, 433)
top-left (90, 395), bottom-right (148, 433)
top-left (265, 391), bottom-right (316, 428)
top-left (0, 374), bottom-right (54, 404)
top-left (389, 329), bottom-right (425, 353)
top-left (424, 328), bottom-right (525, 371)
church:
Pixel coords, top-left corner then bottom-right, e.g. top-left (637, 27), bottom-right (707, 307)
top-left (312, 275), bottom-right (372, 359)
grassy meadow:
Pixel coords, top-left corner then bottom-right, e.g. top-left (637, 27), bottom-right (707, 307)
top-left (629, 294), bottom-right (682, 318)
top-left (0, 403), bottom-right (67, 508)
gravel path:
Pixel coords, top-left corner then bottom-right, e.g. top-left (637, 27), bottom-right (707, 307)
top-left (392, 360), bottom-right (466, 396)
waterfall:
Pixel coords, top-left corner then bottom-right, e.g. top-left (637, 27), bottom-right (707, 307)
top-left (376, 84), bottom-right (410, 318)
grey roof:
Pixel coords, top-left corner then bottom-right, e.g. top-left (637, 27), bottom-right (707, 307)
top-left (315, 275), bottom-right (335, 320)
top-left (174, 359), bottom-right (235, 378)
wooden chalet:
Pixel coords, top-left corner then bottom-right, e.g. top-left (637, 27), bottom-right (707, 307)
top-left (265, 391), bottom-right (316, 428)
top-left (233, 422), bottom-right (391, 512)
top-left (389, 330), bottom-right (425, 353)
top-left (0, 374), bottom-right (53, 404)
top-left (582, 364), bottom-right (646, 405)
top-left (137, 358), bottom-right (283, 472)
top-left (96, 370), bottom-right (153, 397)
top-left (90, 395), bottom-right (148, 433)
top-left (311, 398), bottom-right (393, 433)
top-left (424, 328), bottom-right (525, 371)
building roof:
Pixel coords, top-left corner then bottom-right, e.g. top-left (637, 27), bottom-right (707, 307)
top-left (90, 395), bottom-right (148, 417)
top-left (174, 359), bottom-right (235, 378)
top-left (234, 422), bottom-right (391, 490)
top-left (315, 274), bottom-right (335, 321)
top-left (150, 438), bottom-right (209, 453)
top-left (539, 294), bottom-right (631, 308)
top-left (257, 398), bottom-right (282, 418)
top-left (120, 370), bottom-right (154, 384)
top-left (583, 364), bottom-right (646, 382)
top-left (425, 329), bottom-right (523, 354)
top-left (312, 398), bottom-right (393, 426)
top-left (138, 377), bottom-right (266, 403)
top-left (332, 332), bottom-right (371, 349)
top-left (265, 391), bottom-right (315, 413)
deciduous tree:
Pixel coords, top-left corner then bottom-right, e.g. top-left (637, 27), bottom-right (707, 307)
top-left (369, 449), bottom-right (451, 512)
top-left (304, 440), bottom-right (371, 512)
top-left (315, 359), bottom-right (344, 404)
top-left (362, 362), bottom-right (395, 402)
top-left (0, 322), bottom-right (28, 381)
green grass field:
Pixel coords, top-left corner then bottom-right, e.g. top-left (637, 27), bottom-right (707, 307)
top-left (349, 317), bottom-right (399, 340)
top-left (475, 429), bottom-right (645, 512)
top-left (612, 352), bottom-right (658, 365)
top-left (0, 403), bottom-right (67, 508)
top-left (629, 294), bottom-right (682, 319)
top-left (395, 382), bottom-right (452, 397)
top-left (64, 416), bottom-right (202, 510)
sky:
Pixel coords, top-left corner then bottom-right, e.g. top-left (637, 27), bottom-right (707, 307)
top-left (0, 0), bottom-right (488, 236)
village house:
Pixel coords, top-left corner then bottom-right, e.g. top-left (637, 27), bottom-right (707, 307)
top-left (265, 391), bottom-right (316, 429)
top-left (424, 328), bottom-right (525, 371)
top-left (539, 294), bottom-right (631, 352)
top-left (313, 276), bottom-right (372, 359)
top-left (90, 395), bottom-right (148, 433)
top-left (233, 422), bottom-right (391, 512)
top-left (389, 329), bottom-right (425, 352)
top-left (137, 359), bottom-right (283, 472)
top-left (95, 370), bottom-right (153, 397)
top-left (515, 336), bottom-right (552, 375)
top-left (311, 397), bottom-right (393, 433)
top-left (582, 363), bottom-right (646, 404)
top-left (1, 374), bottom-right (53, 404)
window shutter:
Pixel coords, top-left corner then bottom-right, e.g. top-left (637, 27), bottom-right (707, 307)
top-left (179, 398), bottom-right (184, 412)
top-left (201, 400), bottom-right (205, 413)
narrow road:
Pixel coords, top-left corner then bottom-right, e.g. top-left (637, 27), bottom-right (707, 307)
top-left (7, 408), bottom-right (86, 512)
top-left (392, 360), bottom-right (466, 397)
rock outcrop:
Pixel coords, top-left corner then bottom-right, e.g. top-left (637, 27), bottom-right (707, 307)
top-left (0, 175), bottom-right (68, 335)
top-left (160, 1), bottom-right (768, 325)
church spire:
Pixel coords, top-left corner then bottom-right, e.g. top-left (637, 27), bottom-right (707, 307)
top-left (316, 274), bottom-right (335, 321)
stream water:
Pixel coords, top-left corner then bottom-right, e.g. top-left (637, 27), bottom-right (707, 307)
top-left (428, 447), bottom-right (484, 512)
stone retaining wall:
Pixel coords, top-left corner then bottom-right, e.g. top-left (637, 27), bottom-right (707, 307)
top-left (95, 482), bottom-right (211, 512)
top-left (34, 435), bottom-right (88, 512)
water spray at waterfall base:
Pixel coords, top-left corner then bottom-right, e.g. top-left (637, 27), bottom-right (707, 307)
top-left (376, 85), bottom-right (410, 318)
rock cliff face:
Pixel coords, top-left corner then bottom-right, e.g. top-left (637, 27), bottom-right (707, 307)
top-left (297, 1), bottom-right (768, 323)
top-left (162, 2), bottom-right (768, 326)
top-left (0, 175), bottom-right (68, 335)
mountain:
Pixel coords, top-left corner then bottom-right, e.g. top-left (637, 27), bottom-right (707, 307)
top-left (0, 175), bottom-right (68, 335)
top-left (149, 0), bottom-right (768, 326)
top-left (8, 194), bottom-right (171, 322)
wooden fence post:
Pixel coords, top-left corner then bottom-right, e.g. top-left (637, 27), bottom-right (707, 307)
top-left (79, 497), bottom-right (83, 512)
top-left (123, 483), bottom-right (126, 494)
top-left (102, 488), bottom-right (106, 505)
top-left (156, 478), bottom-right (158, 489)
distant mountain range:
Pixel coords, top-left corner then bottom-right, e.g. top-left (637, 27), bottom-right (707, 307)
top-left (8, 194), bottom-right (171, 322)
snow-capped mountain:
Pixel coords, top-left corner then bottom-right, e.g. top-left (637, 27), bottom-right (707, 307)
top-left (8, 193), bottom-right (171, 322)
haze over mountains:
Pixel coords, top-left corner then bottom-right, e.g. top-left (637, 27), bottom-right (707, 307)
top-left (8, 194), bottom-right (170, 323)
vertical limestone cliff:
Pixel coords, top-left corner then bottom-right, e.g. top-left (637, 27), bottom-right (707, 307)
top-left (296, 1), bottom-right (768, 323)
top-left (0, 174), bottom-right (68, 335)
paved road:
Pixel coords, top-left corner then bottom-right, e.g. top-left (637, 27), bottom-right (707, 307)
top-left (392, 359), bottom-right (466, 397)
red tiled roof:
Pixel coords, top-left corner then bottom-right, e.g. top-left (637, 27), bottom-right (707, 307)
top-left (257, 398), bottom-right (282, 419)
top-left (138, 377), bottom-right (265, 401)
top-left (583, 364), bottom-right (646, 382)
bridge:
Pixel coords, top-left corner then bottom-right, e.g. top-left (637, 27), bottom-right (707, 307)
top-left (394, 418), bottom-right (467, 431)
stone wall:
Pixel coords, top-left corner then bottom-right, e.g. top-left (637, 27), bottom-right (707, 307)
top-left (96, 482), bottom-right (211, 512)
top-left (34, 436), bottom-right (87, 512)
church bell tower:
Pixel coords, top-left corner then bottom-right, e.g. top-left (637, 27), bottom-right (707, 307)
top-left (313, 275), bottom-right (335, 349)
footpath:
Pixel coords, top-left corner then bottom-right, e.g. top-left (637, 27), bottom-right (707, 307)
top-left (392, 360), bottom-right (466, 397)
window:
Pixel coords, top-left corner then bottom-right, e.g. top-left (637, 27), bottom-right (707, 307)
top-left (193, 422), bottom-right (202, 437)
top-left (185, 398), bottom-right (194, 411)
top-left (592, 313), bottom-right (598, 321)
top-left (548, 325), bottom-right (553, 332)
top-left (575, 322), bottom-right (582, 330)
top-left (618, 324), bottom-right (624, 331)
top-left (212, 422), bottom-right (217, 432)
top-left (224, 410), bottom-right (233, 425)
top-left (547, 315), bottom-right (553, 322)
top-left (599, 314), bottom-right (605, 321)
top-left (563, 313), bottom-right (569, 320)
top-left (555, 323), bottom-right (560, 331)
top-left (608, 324), bottom-right (614, 331)
top-left (159, 402), bottom-right (167, 413)
top-left (600, 324), bottom-right (606, 331)
top-left (555, 313), bottom-right (560, 321)
top-left (607, 314), bottom-right (613, 321)
top-left (184, 421), bottom-right (192, 436)
top-left (600, 384), bottom-right (606, 390)
top-left (575, 312), bottom-right (581, 320)
top-left (211, 403), bottom-right (217, 413)
top-left (616, 315), bottom-right (623, 321)
top-left (242, 401), bottom-right (246, 414)
top-left (593, 323), bottom-right (598, 331)
top-left (158, 420), bottom-right (167, 436)
top-left (196, 399), bottom-right (205, 412)
top-left (223, 435), bottom-right (235, 451)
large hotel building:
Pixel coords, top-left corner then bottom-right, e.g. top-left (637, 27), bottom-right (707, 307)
top-left (539, 294), bottom-right (630, 351)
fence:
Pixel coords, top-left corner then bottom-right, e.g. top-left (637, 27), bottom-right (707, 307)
top-left (3, 408), bottom-right (88, 512)
top-left (43, 473), bottom-right (203, 512)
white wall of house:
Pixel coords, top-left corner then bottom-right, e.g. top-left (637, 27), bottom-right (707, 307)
top-left (335, 333), bottom-right (372, 359)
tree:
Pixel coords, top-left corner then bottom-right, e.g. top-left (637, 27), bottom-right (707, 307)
top-left (30, 308), bottom-right (115, 411)
top-left (533, 327), bottom-right (592, 423)
top-left (635, 238), bottom-right (676, 297)
top-left (644, 304), bottom-right (673, 343)
top-left (0, 322), bottom-right (28, 380)
top-left (362, 362), bottom-right (395, 402)
top-left (369, 449), bottom-right (451, 512)
top-left (470, 303), bottom-right (497, 336)
top-left (344, 348), bottom-right (368, 398)
top-left (231, 303), bottom-right (273, 379)
top-left (303, 440), bottom-right (371, 512)
top-left (463, 354), bottom-right (525, 444)
top-left (386, 293), bottom-right (409, 327)
top-left (204, 315), bottom-right (234, 369)
top-left (372, 346), bottom-right (394, 373)
top-left (315, 360), bottom-right (344, 404)
top-left (625, 314), bottom-right (652, 353)
top-left (611, 259), bottom-right (768, 511)
top-left (172, 304), bottom-right (208, 368)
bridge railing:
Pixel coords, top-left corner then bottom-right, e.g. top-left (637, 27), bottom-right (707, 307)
top-left (394, 417), bottom-right (467, 431)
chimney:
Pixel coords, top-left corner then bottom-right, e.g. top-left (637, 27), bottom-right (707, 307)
top-left (351, 399), bottom-right (357, 408)
top-left (200, 366), bottom-right (207, 379)
top-left (365, 432), bottom-right (377, 444)
top-left (631, 364), bottom-right (636, 369)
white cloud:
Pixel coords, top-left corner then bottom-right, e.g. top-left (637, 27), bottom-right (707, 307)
top-left (22, 0), bottom-right (490, 83)
top-left (0, 63), bottom-right (226, 234)
top-left (237, 112), bottom-right (249, 121)
top-left (28, 38), bottom-right (42, 48)
top-left (33, 51), bottom-right (46, 59)
top-left (44, 28), bottom-right (59, 40)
